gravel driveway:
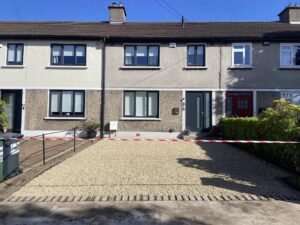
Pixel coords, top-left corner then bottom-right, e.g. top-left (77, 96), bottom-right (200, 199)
top-left (11, 140), bottom-right (296, 197)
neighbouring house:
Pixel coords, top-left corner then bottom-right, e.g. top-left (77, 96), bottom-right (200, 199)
top-left (0, 4), bottom-right (300, 136)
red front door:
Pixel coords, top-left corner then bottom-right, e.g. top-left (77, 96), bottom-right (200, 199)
top-left (226, 92), bottom-right (253, 117)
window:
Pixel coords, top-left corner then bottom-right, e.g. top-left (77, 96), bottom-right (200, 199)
top-left (124, 45), bottom-right (159, 66)
top-left (237, 99), bottom-right (248, 109)
top-left (281, 92), bottom-right (300, 105)
top-left (51, 44), bottom-right (86, 66)
top-left (124, 91), bottom-right (159, 117)
top-left (49, 90), bottom-right (85, 117)
top-left (280, 44), bottom-right (300, 67)
top-left (187, 45), bottom-right (205, 66)
top-left (232, 43), bottom-right (252, 67)
top-left (7, 44), bottom-right (24, 65)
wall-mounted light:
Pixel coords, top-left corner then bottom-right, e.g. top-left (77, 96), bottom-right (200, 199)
top-left (262, 42), bottom-right (270, 46)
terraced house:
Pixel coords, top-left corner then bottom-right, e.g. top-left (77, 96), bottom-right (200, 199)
top-left (0, 4), bottom-right (300, 136)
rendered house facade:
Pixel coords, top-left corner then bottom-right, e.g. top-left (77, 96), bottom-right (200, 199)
top-left (0, 4), bottom-right (300, 135)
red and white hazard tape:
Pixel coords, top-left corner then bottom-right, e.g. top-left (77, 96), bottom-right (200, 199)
top-left (11, 137), bottom-right (300, 144)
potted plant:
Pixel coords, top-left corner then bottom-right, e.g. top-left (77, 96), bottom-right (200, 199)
top-left (82, 120), bottom-right (100, 138)
top-left (0, 100), bottom-right (8, 134)
top-left (182, 129), bottom-right (190, 136)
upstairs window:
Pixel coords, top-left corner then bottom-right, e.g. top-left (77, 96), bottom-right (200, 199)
top-left (49, 90), bottom-right (85, 117)
top-left (51, 44), bottom-right (86, 66)
top-left (124, 45), bottom-right (159, 66)
top-left (187, 45), bottom-right (205, 66)
top-left (232, 43), bottom-right (252, 67)
top-left (7, 44), bottom-right (24, 65)
top-left (280, 44), bottom-right (300, 67)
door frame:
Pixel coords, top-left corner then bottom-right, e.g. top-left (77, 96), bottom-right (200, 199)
top-left (185, 91), bottom-right (212, 132)
top-left (1, 89), bottom-right (23, 133)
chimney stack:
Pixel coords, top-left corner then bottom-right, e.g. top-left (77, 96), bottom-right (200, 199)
top-left (278, 5), bottom-right (300, 23)
top-left (109, 2), bottom-right (126, 24)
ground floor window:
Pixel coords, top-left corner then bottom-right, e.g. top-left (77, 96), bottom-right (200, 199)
top-left (49, 90), bottom-right (85, 117)
top-left (123, 91), bottom-right (159, 117)
top-left (281, 92), bottom-right (300, 105)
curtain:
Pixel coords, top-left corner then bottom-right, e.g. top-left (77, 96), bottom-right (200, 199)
top-left (135, 92), bottom-right (147, 116)
top-left (148, 92), bottom-right (158, 117)
top-left (124, 92), bottom-right (134, 116)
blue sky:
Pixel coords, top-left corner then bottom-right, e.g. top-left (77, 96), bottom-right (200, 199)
top-left (0, 0), bottom-right (299, 22)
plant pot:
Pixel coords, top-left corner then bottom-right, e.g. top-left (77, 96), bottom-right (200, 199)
top-left (87, 131), bottom-right (97, 138)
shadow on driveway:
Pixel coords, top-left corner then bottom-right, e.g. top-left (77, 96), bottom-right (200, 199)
top-left (177, 142), bottom-right (299, 197)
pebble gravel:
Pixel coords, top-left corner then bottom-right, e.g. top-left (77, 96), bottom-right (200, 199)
top-left (12, 140), bottom-right (294, 197)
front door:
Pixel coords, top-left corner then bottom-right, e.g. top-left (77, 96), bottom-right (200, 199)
top-left (226, 92), bottom-right (253, 117)
top-left (1, 90), bottom-right (22, 133)
top-left (185, 92), bottom-right (211, 132)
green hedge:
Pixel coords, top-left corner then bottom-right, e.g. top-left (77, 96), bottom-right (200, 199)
top-left (220, 99), bottom-right (300, 174)
top-left (0, 100), bottom-right (8, 129)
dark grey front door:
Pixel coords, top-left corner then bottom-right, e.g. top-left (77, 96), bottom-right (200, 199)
top-left (185, 92), bottom-right (211, 132)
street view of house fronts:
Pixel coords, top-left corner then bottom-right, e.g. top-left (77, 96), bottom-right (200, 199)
top-left (1, 2), bottom-right (300, 224)
top-left (0, 4), bottom-right (300, 136)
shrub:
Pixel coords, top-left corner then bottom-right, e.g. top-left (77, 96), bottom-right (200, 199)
top-left (0, 100), bottom-right (8, 129)
top-left (220, 99), bottom-right (300, 174)
top-left (82, 120), bottom-right (100, 132)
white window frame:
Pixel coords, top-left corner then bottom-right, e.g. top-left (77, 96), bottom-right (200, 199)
top-left (280, 43), bottom-right (300, 68)
top-left (231, 43), bottom-right (252, 68)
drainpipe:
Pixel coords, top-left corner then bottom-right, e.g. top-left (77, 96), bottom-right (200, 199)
top-left (100, 36), bottom-right (107, 138)
top-left (219, 44), bottom-right (222, 90)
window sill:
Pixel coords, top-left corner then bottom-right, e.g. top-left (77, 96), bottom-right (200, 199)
top-left (1, 65), bottom-right (26, 69)
top-left (44, 117), bottom-right (86, 121)
top-left (45, 65), bottom-right (88, 69)
top-left (279, 66), bottom-right (300, 70)
top-left (183, 66), bottom-right (207, 70)
top-left (120, 66), bottom-right (162, 70)
top-left (120, 117), bottom-right (162, 121)
top-left (229, 66), bottom-right (254, 70)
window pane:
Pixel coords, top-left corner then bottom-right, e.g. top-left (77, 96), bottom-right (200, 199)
top-left (148, 46), bottom-right (159, 66)
top-left (124, 92), bottom-right (134, 116)
top-left (136, 46), bottom-right (147, 66)
top-left (148, 92), bottom-right (158, 117)
top-left (16, 45), bottom-right (23, 63)
top-left (74, 92), bottom-right (84, 113)
top-left (63, 45), bottom-right (75, 65)
top-left (7, 44), bottom-right (15, 63)
top-left (234, 51), bottom-right (243, 65)
top-left (204, 93), bottom-right (211, 129)
top-left (75, 46), bottom-right (86, 65)
top-left (281, 51), bottom-right (292, 66)
top-left (125, 46), bottom-right (135, 65)
top-left (52, 45), bottom-right (62, 64)
top-left (50, 92), bottom-right (60, 113)
top-left (62, 91), bottom-right (73, 114)
top-left (234, 45), bottom-right (244, 50)
top-left (281, 92), bottom-right (300, 105)
top-left (187, 46), bottom-right (195, 65)
top-left (196, 46), bottom-right (204, 66)
top-left (135, 92), bottom-right (147, 116)
top-left (245, 45), bottom-right (250, 65)
top-left (226, 96), bottom-right (233, 117)
top-left (294, 46), bottom-right (300, 66)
